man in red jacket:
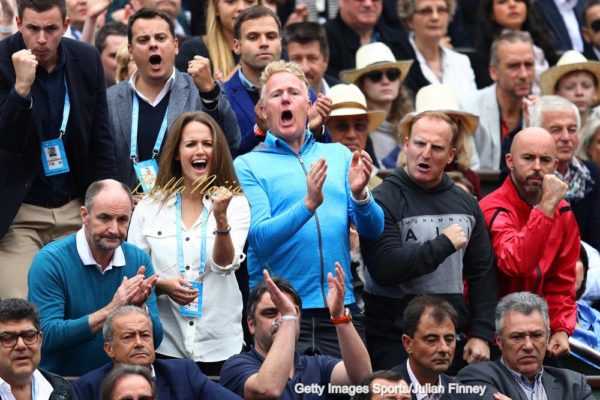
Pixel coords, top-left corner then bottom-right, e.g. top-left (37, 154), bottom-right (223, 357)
top-left (480, 127), bottom-right (580, 357)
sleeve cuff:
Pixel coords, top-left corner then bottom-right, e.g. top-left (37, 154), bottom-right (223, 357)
top-left (350, 187), bottom-right (371, 205)
top-left (10, 87), bottom-right (33, 109)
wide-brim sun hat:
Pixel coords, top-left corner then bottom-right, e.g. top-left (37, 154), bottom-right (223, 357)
top-left (540, 50), bottom-right (600, 101)
top-left (399, 83), bottom-right (479, 138)
top-left (328, 83), bottom-right (387, 132)
top-left (339, 42), bottom-right (413, 85)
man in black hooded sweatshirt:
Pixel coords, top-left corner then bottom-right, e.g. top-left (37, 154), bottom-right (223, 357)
top-left (361, 110), bottom-right (497, 373)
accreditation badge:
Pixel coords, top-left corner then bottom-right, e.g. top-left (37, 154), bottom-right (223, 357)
top-left (41, 138), bottom-right (70, 176)
top-left (134, 159), bottom-right (159, 193)
top-left (179, 281), bottom-right (203, 318)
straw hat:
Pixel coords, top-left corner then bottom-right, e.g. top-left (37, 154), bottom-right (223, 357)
top-left (328, 83), bottom-right (387, 132)
top-left (339, 42), bottom-right (413, 85)
top-left (399, 84), bottom-right (479, 138)
top-left (540, 50), bottom-right (600, 99)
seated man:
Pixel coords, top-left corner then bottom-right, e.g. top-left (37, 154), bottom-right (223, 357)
top-left (27, 179), bottom-right (163, 376)
top-left (457, 292), bottom-right (593, 399)
top-left (352, 370), bottom-right (410, 400)
top-left (392, 296), bottom-right (481, 400)
top-left (74, 305), bottom-right (240, 400)
top-left (220, 265), bottom-right (372, 399)
top-left (0, 298), bottom-right (76, 400)
top-left (480, 127), bottom-right (580, 357)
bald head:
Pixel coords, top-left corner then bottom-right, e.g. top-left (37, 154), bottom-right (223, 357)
top-left (510, 127), bottom-right (557, 156)
top-left (85, 179), bottom-right (133, 212)
top-left (507, 127), bottom-right (559, 204)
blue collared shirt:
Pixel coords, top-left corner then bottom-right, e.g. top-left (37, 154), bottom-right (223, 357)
top-left (502, 358), bottom-right (548, 400)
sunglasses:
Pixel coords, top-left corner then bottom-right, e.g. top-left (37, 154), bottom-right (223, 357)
top-left (364, 69), bottom-right (401, 83)
top-left (591, 19), bottom-right (600, 33)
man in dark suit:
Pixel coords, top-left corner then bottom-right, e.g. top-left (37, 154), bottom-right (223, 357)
top-left (536, 0), bottom-right (585, 52)
top-left (458, 292), bottom-right (594, 400)
top-left (74, 305), bottom-right (241, 400)
top-left (391, 295), bottom-right (482, 399)
top-left (284, 22), bottom-right (340, 96)
top-left (583, 0), bottom-right (600, 60)
top-left (0, 0), bottom-right (116, 300)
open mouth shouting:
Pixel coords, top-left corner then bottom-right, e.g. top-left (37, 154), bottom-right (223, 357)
top-left (191, 159), bottom-right (208, 175)
top-left (149, 54), bottom-right (162, 71)
top-left (280, 110), bottom-right (294, 128)
top-left (417, 162), bottom-right (431, 172)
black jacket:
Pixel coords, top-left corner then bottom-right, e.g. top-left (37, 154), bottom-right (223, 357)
top-left (361, 168), bottom-right (497, 342)
top-left (0, 369), bottom-right (77, 400)
top-left (0, 33), bottom-right (116, 238)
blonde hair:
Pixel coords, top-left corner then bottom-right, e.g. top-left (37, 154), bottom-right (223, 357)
top-left (115, 41), bottom-right (131, 84)
top-left (259, 60), bottom-right (310, 101)
top-left (203, 0), bottom-right (236, 78)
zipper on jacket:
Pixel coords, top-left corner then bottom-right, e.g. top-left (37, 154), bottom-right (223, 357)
top-left (533, 264), bottom-right (542, 293)
top-left (297, 153), bottom-right (327, 307)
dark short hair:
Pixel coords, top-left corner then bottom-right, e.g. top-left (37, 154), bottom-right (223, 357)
top-left (18, 0), bottom-right (66, 19)
top-left (0, 299), bottom-right (41, 331)
top-left (233, 6), bottom-right (281, 41)
top-left (95, 22), bottom-right (128, 53)
top-left (402, 295), bottom-right (458, 337)
top-left (247, 277), bottom-right (302, 321)
top-left (85, 179), bottom-right (134, 212)
top-left (127, 8), bottom-right (175, 44)
top-left (353, 370), bottom-right (406, 400)
top-left (100, 364), bottom-right (156, 400)
top-left (283, 22), bottom-right (329, 58)
top-left (584, 0), bottom-right (600, 25)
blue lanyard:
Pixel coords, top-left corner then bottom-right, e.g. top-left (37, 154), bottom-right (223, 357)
top-left (175, 193), bottom-right (209, 278)
top-left (59, 79), bottom-right (70, 138)
top-left (130, 94), bottom-right (169, 164)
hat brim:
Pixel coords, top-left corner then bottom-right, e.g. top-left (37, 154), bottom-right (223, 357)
top-left (540, 61), bottom-right (600, 103)
top-left (329, 108), bottom-right (387, 133)
top-left (339, 61), bottom-right (414, 86)
top-left (399, 110), bottom-right (479, 139)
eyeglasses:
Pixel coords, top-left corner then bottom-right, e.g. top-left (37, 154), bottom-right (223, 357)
top-left (364, 69), bottom-right (401, 83)
top-left (414, 6), bottom-right (449, 16)
top-left (591, 19), bottom-right (600, 33)
top-left (0, 330), bottom-right (40, 348)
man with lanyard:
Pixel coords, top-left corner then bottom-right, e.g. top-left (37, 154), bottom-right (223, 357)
top-left (0, 0), bottom-right (116, 299)
top-left (107, 7), bottom-right (240, 192)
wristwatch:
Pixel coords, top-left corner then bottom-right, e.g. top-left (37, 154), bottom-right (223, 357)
top-left (331, 307), bottom-right (352, 325)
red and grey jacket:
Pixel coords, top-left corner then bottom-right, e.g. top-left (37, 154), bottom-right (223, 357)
top-left (480, 177), bottom-right (579, 335)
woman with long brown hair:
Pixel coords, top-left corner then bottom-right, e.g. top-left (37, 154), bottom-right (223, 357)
top-left (128, 111), bottom-right (250, 376)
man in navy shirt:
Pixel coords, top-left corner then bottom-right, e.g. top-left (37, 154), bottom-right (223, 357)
top-left (220, 265), bottom-right (372, 399)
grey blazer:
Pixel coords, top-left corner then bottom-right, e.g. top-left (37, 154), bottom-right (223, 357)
top-left (463, 84), bottom-right (501, 172)
top-left (107, 71), bottom-right (241, 188)
top-left (457, 360), bottom-right (595, 400)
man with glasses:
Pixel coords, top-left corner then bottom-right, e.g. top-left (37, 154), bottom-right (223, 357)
top-left (480, 126), bottom-right (580, 357)
top-left (583, 0), bottom-right (600, 61)
top-left (0, 298), bottom-right (76, 399)
top-left (458, 292), bottom-right (593, 399)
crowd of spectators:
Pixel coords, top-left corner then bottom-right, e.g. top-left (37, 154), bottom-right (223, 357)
top-left (0, 0), bottom-right (600, 398)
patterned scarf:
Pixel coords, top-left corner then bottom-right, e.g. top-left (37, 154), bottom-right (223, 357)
top-left (555, 157), bottom-right (595, 201)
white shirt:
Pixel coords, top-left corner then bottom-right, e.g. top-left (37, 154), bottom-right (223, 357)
top-left (409, 33), bottom-right (477, 109)
top-left (76, 228), bottom-right (125, 274)
top-left (128, 69), bottom-right (176, 107)
top-left (0, 370), bottom-right (54, 400)
top-left (406, 359), bottom-right (444, 400)
top-left (553, 0), bottom-right (584, 51)
top-left (128, 193), bottom-right (250, 362)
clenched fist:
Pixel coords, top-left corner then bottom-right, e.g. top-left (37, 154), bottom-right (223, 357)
top-left (539, 174), bottom-right (568, 217)
top-left (12, 49), bottom-right (37, 97)
top-left (442, 223), bottom-right (467, 250)
top-left (188, 55), bottom-right (215, 93)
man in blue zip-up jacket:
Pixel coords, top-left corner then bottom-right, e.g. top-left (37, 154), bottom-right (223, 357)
top-left (234, 60), bottom-right (384, 357)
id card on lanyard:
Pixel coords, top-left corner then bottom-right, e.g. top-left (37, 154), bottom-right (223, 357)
top-left (175, 193), bottom-right (209, 318)
top-left (131, 94), bottom-right (168, 192)
top-left (41, 80), bottom-right (70, 176)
